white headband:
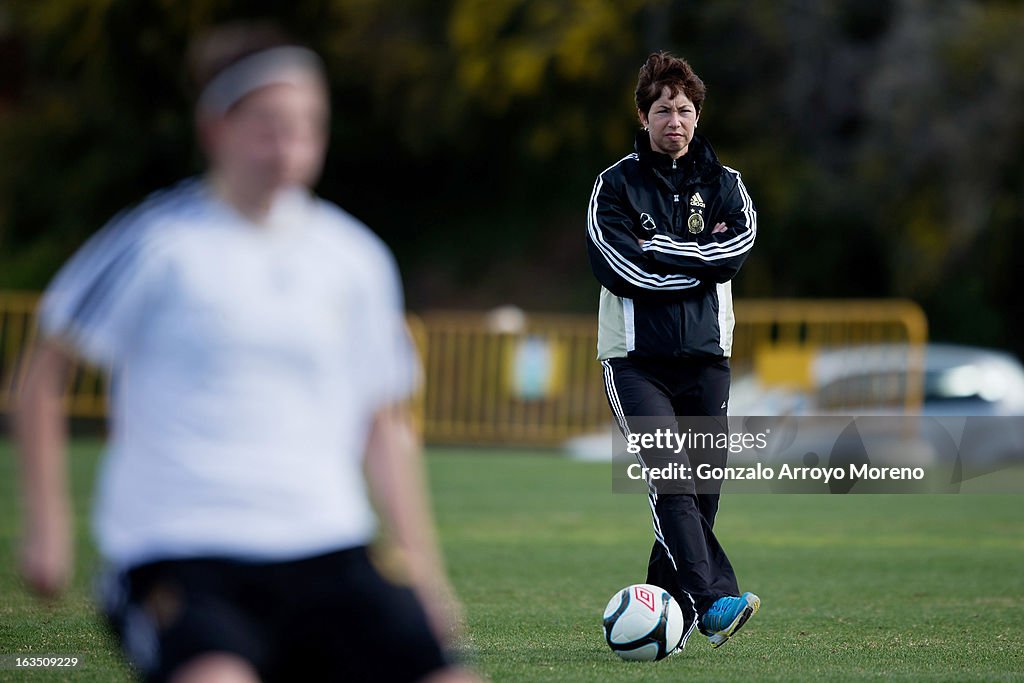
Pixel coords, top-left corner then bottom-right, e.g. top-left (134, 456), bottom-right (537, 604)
top-left (197, 46), bottom-right (326, 116)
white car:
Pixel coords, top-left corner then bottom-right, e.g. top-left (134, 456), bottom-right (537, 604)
top-left (729, 344), bottom-right (1024, 477)
top-left (731, 343), bottom-right (1024, 417)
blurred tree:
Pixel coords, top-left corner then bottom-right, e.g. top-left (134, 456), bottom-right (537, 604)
top-left (857, 1), bottom-right (1024, 348)
top-left (0, 0), bottom-right (654, 300)
top-left (0, 0), bottom-right (1020, 357)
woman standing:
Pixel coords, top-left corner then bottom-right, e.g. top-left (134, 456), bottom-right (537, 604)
top-left (587, 51), bottom-right (760, 651)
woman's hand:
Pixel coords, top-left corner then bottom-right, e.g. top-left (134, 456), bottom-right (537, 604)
top-left (20, 505), bottom-right (72, 598)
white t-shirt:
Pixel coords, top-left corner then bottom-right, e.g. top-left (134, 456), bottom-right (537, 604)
top-left (39, 178), bottom-right (418, 569)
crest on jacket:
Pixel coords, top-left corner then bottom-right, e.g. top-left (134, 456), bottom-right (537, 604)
top-left (687, 214), bottom-right (704, 234)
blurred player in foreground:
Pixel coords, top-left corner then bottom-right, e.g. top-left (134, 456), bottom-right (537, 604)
top-left (14, 22), bottom-right (478, 683)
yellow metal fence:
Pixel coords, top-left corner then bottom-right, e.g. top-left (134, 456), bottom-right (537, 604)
top-left (730, 299), bottom-right (928, 412)
top-left (1, 292), bottom-right (109, 419)
top-left (416, 311), bottom-right (608, 445)
top-left (1, 292), bottom-right (926, 445)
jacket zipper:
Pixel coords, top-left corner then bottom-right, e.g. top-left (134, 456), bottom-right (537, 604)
top-left (672, 159), bottom-right (684, 353)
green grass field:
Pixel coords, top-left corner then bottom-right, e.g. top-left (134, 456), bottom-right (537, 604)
top-left (2, 440), bottom-right (1023, 682)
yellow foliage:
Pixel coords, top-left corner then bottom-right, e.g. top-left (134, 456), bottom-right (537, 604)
top-left (448, 0), bottom-right (647, 112)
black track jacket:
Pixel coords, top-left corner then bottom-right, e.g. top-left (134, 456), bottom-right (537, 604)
top-left (587, 131), bottom-right (757, 360)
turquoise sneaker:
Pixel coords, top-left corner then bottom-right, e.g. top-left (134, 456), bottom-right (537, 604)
top-left (701, 592), bottom-right (760, 648)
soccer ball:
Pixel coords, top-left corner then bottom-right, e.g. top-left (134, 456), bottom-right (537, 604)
top-left (602, 583), bottom-right (685, 661)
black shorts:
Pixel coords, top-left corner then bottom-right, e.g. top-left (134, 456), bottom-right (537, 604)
top-left (100, 546), bottom-right (449, 683)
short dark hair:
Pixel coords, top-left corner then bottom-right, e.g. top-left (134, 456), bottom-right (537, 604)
top-left (186, 21), bottom-right (295, 97)
top-left (635, 52), bottom-right (706, 117)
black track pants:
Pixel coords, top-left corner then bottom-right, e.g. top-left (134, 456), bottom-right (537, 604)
top-left (601, 356), bottom-right (740, 617)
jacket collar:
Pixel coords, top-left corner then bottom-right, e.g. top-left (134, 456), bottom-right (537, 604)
top-left (634, 130), bottom-right (722, 184)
